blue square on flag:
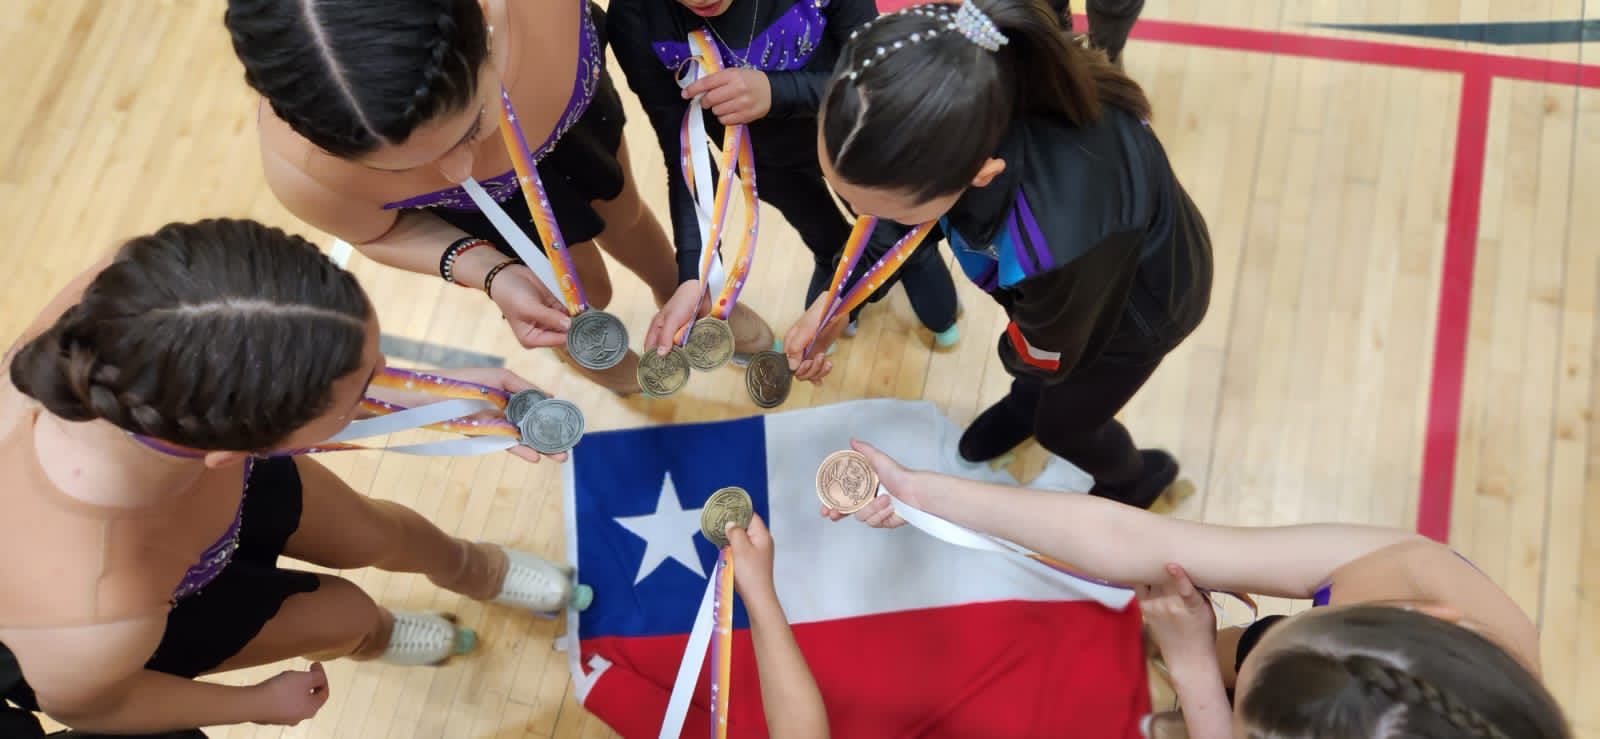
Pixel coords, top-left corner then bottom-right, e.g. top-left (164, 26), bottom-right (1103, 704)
top-left (572, 415), bottom-right (768, 638)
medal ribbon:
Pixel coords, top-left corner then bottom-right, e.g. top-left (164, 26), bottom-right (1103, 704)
top-left (679, 31), bottom-right (736, 295)
top-left (658, 539), bottom-right (738, 738)
top-left (660, 572), bottom-right (718, 739)
top-left (494, 87), bottom-right (589, 315)
top-left (709, 548), bottom-right (735, 739)
top-left (802, 219), bottom-right (937, 357)
top-left (708, 132), bottom-right (758, 323)
top-left (131, 368), bottom-right (527, 459)
top-left (874, 486), bottom-right (1258, 618)
top-left (676, 30), bottom-right (761, 340)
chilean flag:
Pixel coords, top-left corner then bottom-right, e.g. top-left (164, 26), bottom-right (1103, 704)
top-left (560, 399), bottom-right (1149, 737)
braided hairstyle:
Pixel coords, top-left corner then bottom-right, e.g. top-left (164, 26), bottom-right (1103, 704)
top-left (224, 0), bottom-right (488, 158)
top-left (9, 219), bottom-right (372, 452)
top-left (1238, 606), bottom-right (1569, 738)
top-left (820, 0), bottom-right (1148, 203)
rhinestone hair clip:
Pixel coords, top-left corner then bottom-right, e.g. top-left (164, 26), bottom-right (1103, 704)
top-left (842, 2), bottom-right (1009, 82)
top-left (952, 2), bottom-right (1008, 51)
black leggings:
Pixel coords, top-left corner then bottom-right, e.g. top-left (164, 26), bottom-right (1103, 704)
top-left (1056, 0), bottom-right (1145, 50)
top-left (760, 164), bottom-right (959, 332)
top-left (1001, 348), bottom-right (1163, 487)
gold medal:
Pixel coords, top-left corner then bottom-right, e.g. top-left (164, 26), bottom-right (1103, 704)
top-left (684, 317), bottom-right (736, 371)
top-left (699, 486), bottom-right (754, 549)
top-left (637, 347), bottom-right (692, 398)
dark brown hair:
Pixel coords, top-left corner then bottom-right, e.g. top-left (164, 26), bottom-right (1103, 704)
top-left (1239, 606), bottom-right (1568, 738)
top-left (820, 0), bottom-right (1150, 203)
top-left (224, 0), bottom-right (488, 157)
top-left (9, 219), bottom-right (372, 452)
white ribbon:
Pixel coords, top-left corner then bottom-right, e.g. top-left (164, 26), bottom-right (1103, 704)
top-left (328, 398), bottom-right (496, 442)
top-left (367, 436), bottom-right (519, 456)
top-left (324, 397), bottom-right (520, 457)
top-left (677, 57), bottom-right (730, 300)
top-left (659, 571), bottom-right (719, 739)
top-left (460, 177), bottom-right (565, 300)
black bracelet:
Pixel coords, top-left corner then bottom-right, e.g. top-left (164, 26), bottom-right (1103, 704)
top-left (482, 259), bottom-right (520, 299)
top-left (439, 237), bottom-right (490, 283)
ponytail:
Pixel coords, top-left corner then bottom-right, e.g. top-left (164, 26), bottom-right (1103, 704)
top-left (821, 0), bottom-right (1149, 203)
top-left (981, 0), bottom-right (1149, 123)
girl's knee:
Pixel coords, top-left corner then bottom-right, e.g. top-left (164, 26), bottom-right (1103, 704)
top-left (301, 576), bottom-right (388, 661)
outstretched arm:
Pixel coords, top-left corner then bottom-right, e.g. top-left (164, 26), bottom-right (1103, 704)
top-left (840, 440), bottom-right (1422, 599)
top-left (1, 616), bottom-right (327, 733)
top-left (727, 516), bottom-right (829, 738)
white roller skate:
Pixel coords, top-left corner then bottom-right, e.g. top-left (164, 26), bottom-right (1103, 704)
top-left (490, 546), bottom-right (594, 618)
top-left (380, 611), bottom-right (476, 666)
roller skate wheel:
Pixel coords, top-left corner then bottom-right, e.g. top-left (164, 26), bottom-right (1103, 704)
top-left (572, 584), bottom-right (594, 611)
top-left (454, 628), bottom-right (478, 655)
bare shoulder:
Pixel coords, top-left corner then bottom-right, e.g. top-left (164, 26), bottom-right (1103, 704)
top-left (1333, 538), bottom-right (1541, 674)
top-left (257, 111), bottom-right (396, 245)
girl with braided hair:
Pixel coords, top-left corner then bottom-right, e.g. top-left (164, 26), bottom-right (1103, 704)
top-left (825, 439), bottom-right (1571, 738)
top-left (225, 0), bottom-right (774, 395)
top-left (784, 0), bottom-right (1209, 509)
top-left (0, 220), bottom-right (585, 734)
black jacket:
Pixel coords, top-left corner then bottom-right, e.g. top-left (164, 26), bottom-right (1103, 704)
top-left (927, 110), bottom-right (1211, 382)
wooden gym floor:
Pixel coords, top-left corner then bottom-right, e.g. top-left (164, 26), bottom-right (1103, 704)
top-left (1, 0), bottom-right (1596, 736)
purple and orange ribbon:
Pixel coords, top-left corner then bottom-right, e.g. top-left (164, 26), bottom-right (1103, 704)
top-left (130, 368), bottom-right (519, 458)
top-left (803, 219), bottom-right (937, 357)
top-left (709, 549), bottom-right (735, 738)
top-left (676, 30), bottom-right (761, 342)
top-left (496, 87), bottom-right (590, 315)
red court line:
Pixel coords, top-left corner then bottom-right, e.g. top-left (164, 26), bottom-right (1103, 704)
top-left (1128, 17), bottom-right (1600, 87)
top-left (1418, 73), bottom-right (1493, 542)
top-left (875, 4), bottom-right (1597, 541)
top-left (1118, 18), bottom-right (1594, 541)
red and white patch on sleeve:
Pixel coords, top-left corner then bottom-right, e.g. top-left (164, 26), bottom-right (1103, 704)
top-left (1006, 321), bottom-right (1060, 372)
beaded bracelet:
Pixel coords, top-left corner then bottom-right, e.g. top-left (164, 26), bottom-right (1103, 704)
top-left (439, 237), bottom-right (493, 284)
top-left (482, 259), bottom-right (520, 299)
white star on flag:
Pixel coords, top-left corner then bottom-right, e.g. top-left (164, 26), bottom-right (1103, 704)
top-left (613, 471), bottom-right (707, 585)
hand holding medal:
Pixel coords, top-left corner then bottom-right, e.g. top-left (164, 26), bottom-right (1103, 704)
top-left (814, 442), bottom-right (1261, 617)
top-left (696, 486), bottom-right (752, 739)
top-left (775, 218), bottom-right (938, 390)
top-left (496, 89), bottom-right (630, 371)
top-left (459, 87), bottom-right (628, 372)
top-left (638, 30), bottom-right (762, 402)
